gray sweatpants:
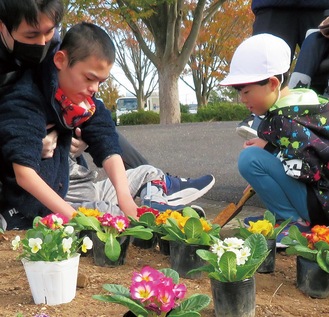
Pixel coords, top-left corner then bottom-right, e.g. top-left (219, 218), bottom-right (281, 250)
top-left (66, 157), bottom-right (164, 215)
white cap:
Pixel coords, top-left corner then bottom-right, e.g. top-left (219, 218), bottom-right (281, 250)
top-left (220, 33), bottom-right (291, 86)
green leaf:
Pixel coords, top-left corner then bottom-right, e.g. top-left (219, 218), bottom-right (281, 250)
top-left (218, 251), bottom-right (237, 282)
top-left (238, 227), bottom-right (252, 239)
top-left (162, 219), bottom-right (186, 242)
top-left (271, 217), bottom-right (291, 239)
top-left (169, 312), bottom-right (200, 317)
top-left (286, 225), bottom-right (308, 246)
top-left (182, 207), bottom-right (200, 218)
top-left (184, 218), bottom-right (203, 240)
top-left (244, 233), bottom-right (268, 260)
top-left (102, 284), bottom-right (130, 296)
top-left (158, 268), bottom-right (180, 283)
top-left (92, 294), bottom-right (147, 315)
top-left (73, 213), bottom-right (102, 231)
top-left (317, 250), bottom-right (329, 273)
top-left (175, 293), bottom-right (211, 312)
top-left (122, 226), bottom-right (153, 240)
top-left (105, 235), bottom-right (121, 261)
top-left (263, 210), bottom-right (275, 226)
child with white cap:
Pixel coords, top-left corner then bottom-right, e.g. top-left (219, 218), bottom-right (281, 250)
top-left (221, 33), bottom-right (329, 245)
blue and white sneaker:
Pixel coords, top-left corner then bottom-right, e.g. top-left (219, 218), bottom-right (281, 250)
top-left (165, 174), bottom-right (215, 206)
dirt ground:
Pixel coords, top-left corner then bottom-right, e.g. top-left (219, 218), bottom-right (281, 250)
top-left (0, 230), bottom-right (328, 317)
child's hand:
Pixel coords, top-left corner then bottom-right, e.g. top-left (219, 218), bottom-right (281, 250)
top-left (70, 128), bottom-right (88, 158)
top-left (243, 137), bottom-right (268, 149)
top-left (118, 197), bottom-right (139, 220)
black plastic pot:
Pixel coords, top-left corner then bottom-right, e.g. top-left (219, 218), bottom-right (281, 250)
top-left (297, 256), bottom-right (329, 298)
top-left (92, 232), bottom-right (130, 267)
top-left (169, 241), bottom-right (209, 279)
top-left (156, 233), bottom-right (170, 255)
top-left (211, 276), bottom-right (256, 317)
top-left (257, 239), bottom-right (276, 273)
top-left (132, 235), bottom-right (157, 249)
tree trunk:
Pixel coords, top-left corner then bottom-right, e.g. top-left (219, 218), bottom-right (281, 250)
top-left (158, 67), bottom-right (180, 124)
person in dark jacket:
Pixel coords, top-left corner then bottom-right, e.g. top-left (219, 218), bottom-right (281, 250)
top-left (252, 0), bottom-right (329, 60)
top-left (221, 34), bottom-right (329, 244)
top-left (0, 22), bottom-right (140, 229)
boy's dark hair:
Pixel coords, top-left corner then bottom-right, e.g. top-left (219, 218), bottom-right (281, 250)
top-left (60, 22), bottom-right (116, 67)
top-left (0, 0), bottom-right (64, 33)
top-left (234, 71), bottom-right (290, 91)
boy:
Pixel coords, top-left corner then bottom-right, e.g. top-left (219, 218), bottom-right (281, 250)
top-left (0, 22), bottom-right (160, 229)
top-left (220, 34), bottom-right (329, 241)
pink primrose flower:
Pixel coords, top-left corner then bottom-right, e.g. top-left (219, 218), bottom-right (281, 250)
top-left (40, 213), bottom-right (68, 229)
top-left (132, 266), bottom-right (164, 283)
top-left (130, 280), bottom-right (156, 302)
top-left (111, 215), bottom-right (130, 232)
top-left (172, 283), bottom-right (187, 299)
top-left (157, 284), bottom-right (176, 312)
top-left (97, 213), bottom-right (113, 227)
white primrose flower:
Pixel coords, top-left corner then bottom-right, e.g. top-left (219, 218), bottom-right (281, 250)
top-left (64, 225), bottom-right (74, 235)
top-left (28, 238), bottom-right (43, 253)
top-left (211, 243), bottom-right (225, 259)
top-left (11, 235), bottom-right (21, 250)
top-left (62, 237), bottom-right (73, 254)
top-left (237, 246), bottom-right (251, 265)
top-left (232, 246), bottom-right (251, 266)
top-left (223, 237), bottom-right (245, 249)
top-left (81, 236), bottom-right (93, 253)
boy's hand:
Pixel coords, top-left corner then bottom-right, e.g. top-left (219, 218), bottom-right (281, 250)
top-left (243, 137), bottom-right (268, 149)
top-left (42, 124), bottom-right (58, 158)
top-left (118, 197), bottom-right (139, 220)
top-left (70, 128), bottom-right (88, 158)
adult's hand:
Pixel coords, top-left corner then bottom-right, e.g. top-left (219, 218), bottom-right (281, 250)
top-left (42, 124), bottom-right (58, 158)
top-left (70, 127), bottom-right (88, 158)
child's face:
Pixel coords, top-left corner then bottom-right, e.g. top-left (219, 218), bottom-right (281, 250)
top-left (236, 78), bottom-right (279, 116)
top-left (55, 53), bottom-right (112, 104)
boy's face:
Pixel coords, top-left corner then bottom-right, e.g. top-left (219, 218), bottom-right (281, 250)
top-left (54, 52), bottom-right (112, 104)
top-left (236, 78), bottom-right (279, 116)
top-left (0, 13), bottom-right (55, 50)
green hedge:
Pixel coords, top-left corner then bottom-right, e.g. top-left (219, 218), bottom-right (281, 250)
top-left (119, 110), bottom-right (160, 125)
top-left (116, 102), bottom-right (250, 125)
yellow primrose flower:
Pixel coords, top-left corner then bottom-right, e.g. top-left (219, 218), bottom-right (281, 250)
top-left (28, 238), bottom-right (43, 253)
top-left (155, 209), bottom-right (173, 225)
top-left (78, 206), bottom-right (102, 217)
top-left (81, 236), bottom-right (93, 253)
top-left (12, 235), bottom-right (20, 250)
top-left (200, 218), bottom-right (212, 232)
top-left (177, 216), bottom-right (190, 230)
top-left (248, 219), bottom-right (273, 238)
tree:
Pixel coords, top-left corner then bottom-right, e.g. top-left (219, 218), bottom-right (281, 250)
top-left (181, 0), bottom-right (253, 106)
top-left (73, 0), bottom-right (227, 124)
top-left (105, 22), bottom-right (158, 111)
top-left (114, 0), bottom-right (228, 123)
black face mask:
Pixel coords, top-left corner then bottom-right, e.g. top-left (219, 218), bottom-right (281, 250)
top-left (12, 39), bottom-right (51, 64)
